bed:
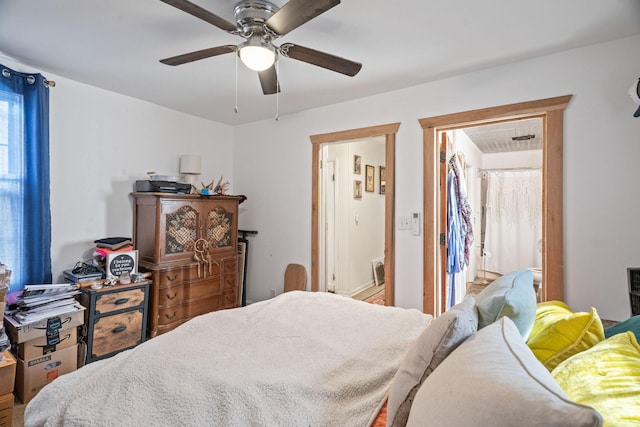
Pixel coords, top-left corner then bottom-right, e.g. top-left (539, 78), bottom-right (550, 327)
top-left (24, 291), bottom-right (432, 427)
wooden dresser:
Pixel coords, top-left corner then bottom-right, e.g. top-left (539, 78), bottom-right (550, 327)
top-left (79, 280), bottom-right (150, 363)
top-left (132, 193), bottom-right (244, 337)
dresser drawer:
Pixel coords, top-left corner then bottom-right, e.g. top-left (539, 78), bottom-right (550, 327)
top-left (91, 310), bottom-right (144, 358)
top-left (223, 273), bottom-right (237, 292)
top-left (221, 288), bottom-right (239, 308)
top-left (186, 261), bottom-right (223, 280)
top-left (223, 256), bottom-right (238, 274)
top-left (158, 286), bottom-right (184, 306)
top-left (157, 294), bottom-right (225, 326)
top-left (155, 291), bottom-right (237, 334)
top-left (158, 278), bottom-right (225, 308)
top-left (80, 281), bottom-right (150, 363)
top-left (157, 264), bottom-right (225, 287)
top-left (94, 288), bottom-right (145, 315)
top-left (157, 268), bottom-right (185, 287)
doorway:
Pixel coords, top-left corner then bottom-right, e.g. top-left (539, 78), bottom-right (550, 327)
top-left (420, 95), bottom-right (572, 315)
top-left (439, 118), bottom-right (543, 309)
top-left (321, 139), bottom-right (386, 298)
top-left (310, 123), bottom-right (400, 306)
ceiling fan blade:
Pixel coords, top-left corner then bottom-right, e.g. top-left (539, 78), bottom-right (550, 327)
top-left (258, 65), bottom-right (280, 95)
top-left (279, 43), bottom-right (361, 77)
top-left (160, 45), bottom-right (236, 66)
top-left (160, 0), bottom-right (237, 33)
top-left (265, 0), bottom-right (340, 37)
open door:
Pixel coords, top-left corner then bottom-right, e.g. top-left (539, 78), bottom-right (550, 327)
top-left (438, 132), bottom-right (448, 313)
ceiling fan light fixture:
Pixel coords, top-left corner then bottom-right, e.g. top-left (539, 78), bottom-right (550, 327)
top-left (239, 41), bottom-right (276, 71)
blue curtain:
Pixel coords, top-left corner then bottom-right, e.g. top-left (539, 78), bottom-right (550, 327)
top-left (0, 64), bottom-right (51, 292)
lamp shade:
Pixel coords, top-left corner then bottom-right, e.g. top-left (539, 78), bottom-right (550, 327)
top-left (239, 41), bottom-right (276, 71)
top-left (180, 154), bottom-right (201, 174)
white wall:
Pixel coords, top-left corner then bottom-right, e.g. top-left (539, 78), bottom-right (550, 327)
top-left (1, 58), bottom-right (234, 283)
top-left (5, 35), bottom-right (640, 322)
top-left (343, 139), bottom-right (385, 296)
top-left (235, 34), bottom-right (640, 321)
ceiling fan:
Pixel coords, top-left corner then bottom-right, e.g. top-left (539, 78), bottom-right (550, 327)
top-left (159, 0), bottom-right (362, 95)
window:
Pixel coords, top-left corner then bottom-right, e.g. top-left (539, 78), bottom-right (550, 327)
top-left (0, 90), bottom-right (25, 289)
top-left (0, 65), bottom-right (51, 292)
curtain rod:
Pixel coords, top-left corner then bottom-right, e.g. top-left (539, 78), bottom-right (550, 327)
top-left (479, 166), bottom-right (541, 172)
top-left (478, 167), bottom-right (541, 178)
top-left (1, 67), bottom-right (56, 87)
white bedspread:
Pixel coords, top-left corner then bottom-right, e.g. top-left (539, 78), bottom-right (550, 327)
top-left (25, 291), bottom-right (431, 427)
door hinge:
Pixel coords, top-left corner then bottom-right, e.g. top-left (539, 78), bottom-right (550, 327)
top-left (332, 173), bottom-right (335, 182)
top-left (439, 151), bottom-right (446, 163)
top-left (320, 160), bottom-right (322, 168)
top-left (440, 233), bottom-right (446, 245)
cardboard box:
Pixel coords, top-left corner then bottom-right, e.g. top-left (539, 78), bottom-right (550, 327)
top-left (3, 303), bottom-right (84, 344)
top-left (0, 352), bottom-right (16, 396)
top-left (17, 326), bottom-right (78, 360)
top-left (0, 393), bottom-right (13, 427)
top-left (15, 344), bottom-right (78, 404)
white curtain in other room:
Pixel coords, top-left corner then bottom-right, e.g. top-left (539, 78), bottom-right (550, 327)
top-left (483, 169), bottom-right (542, 274)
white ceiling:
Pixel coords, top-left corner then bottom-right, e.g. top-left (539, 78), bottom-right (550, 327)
top-left (464, 118), bottom-right (542, 154)
top-left (1, 0), bottom-right (639, 126)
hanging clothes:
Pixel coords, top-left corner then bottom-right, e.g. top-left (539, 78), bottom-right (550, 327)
top-left (446, 154), bottom-right (474, 309)
top-left (450, 154), bottom-right (474, 267)
top-left (446, 168), bottom-right (462, 308)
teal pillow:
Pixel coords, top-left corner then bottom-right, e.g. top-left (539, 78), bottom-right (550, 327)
top-left (604, 315), bottom-right (640, 342)
top-left (475, 269), bottom-right (537, 340)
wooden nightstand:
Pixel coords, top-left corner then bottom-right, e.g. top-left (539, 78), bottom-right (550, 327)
top-left (78, 280), bottom-right (150, 363)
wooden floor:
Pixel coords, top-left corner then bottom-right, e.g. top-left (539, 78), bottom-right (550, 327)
top-left (12, 398), bottom-right (24, 427)
top-left (352, 284), bottom-right (384, 301)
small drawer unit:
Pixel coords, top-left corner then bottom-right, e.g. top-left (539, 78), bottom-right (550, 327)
top-left (79, 280), bottom-right (150, 363)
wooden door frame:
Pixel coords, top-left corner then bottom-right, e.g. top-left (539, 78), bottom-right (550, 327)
top-left (310, 122), bottom-right (400, 306)
top-left (419, 95), bottom-right (572, 315)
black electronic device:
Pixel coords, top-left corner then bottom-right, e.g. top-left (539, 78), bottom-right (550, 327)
top-left (135, 180), bottom-right (191, 194)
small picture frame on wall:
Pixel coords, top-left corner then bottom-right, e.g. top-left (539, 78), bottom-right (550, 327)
top-left (354, 180), bottom-right (362, 199)
top-left (379, 166), bottom-right (386, 194)
top-left (353, 155), bottom-right (362, 175)
top-left (365, 165), bottom-right (374, 192)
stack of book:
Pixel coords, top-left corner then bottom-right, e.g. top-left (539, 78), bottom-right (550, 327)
top-left (10, 284), bottom-right (80, 324)
top-left (94, 237), bottom-right (133, 252)
top-left (93, 237), bottom-right (133, 273)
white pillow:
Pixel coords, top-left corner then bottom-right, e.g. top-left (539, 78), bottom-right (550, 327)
top-left (387, 296), bottom-right (477, 427)
top-left (406, 317), bottom-right (603, 427)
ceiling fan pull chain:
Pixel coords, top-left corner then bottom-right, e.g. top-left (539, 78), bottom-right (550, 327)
top-left (234, 52), bottom-right (239, 113)
top-left (275, 60), bottom-right (280, 121)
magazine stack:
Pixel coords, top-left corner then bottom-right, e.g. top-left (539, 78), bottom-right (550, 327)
top-left (3, 283), bottom-right (84, 404)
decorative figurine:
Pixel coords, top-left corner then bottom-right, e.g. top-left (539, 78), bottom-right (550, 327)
top-left (193, 238), bottom-right (212, 278)
top-left (214, 176), bottom-right (230, 195)
top-left (199, 180), bottom-right (214, 195)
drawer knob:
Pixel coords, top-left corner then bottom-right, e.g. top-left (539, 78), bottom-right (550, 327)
top-left (166, 291), bottom-right (178, 300)
top-left (165, 311), bottom-right (177, 320)
top-left (165, 273), bottom-right (179, 282)
top-left (114, 298), bottom-right (129, 305)
top-left (112, 325), bottom-right (127, 333)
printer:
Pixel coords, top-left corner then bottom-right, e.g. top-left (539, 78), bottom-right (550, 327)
top-left (135, 180), bottom-right (192, 194)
